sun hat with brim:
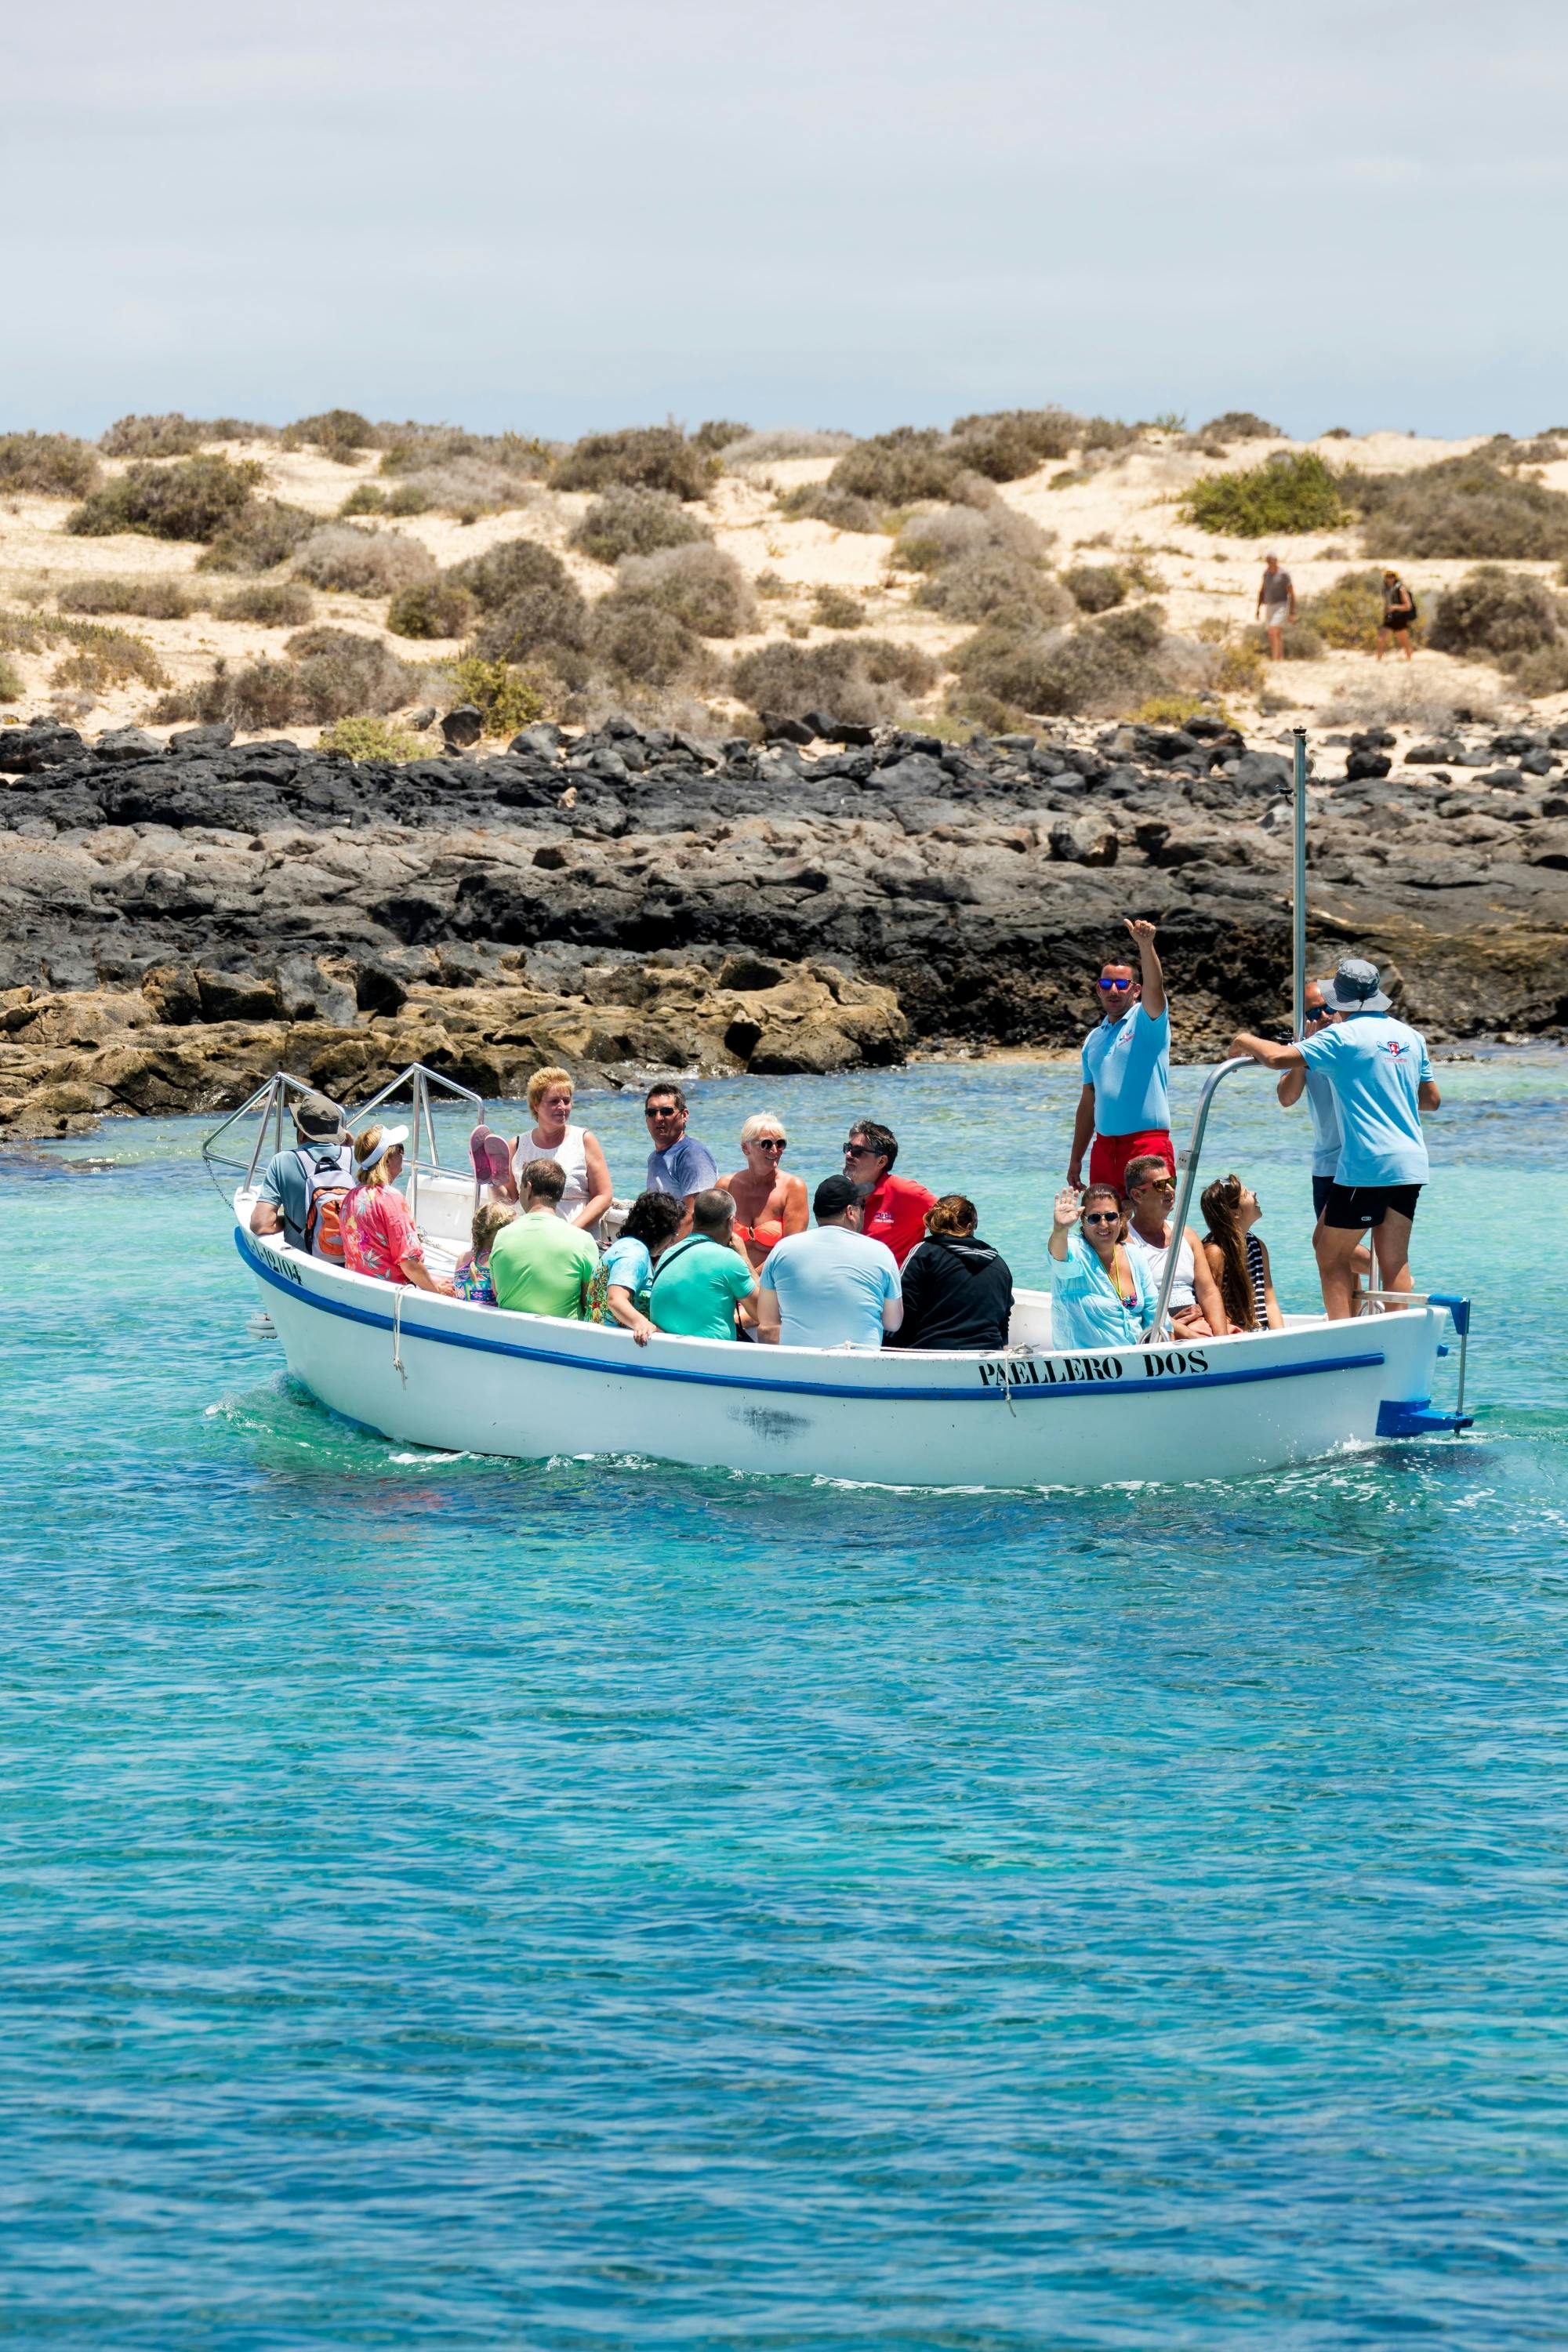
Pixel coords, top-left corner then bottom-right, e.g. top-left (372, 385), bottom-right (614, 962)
top-left (293, 1090), bottom-right (347, 1141)
top-left (1319, 958), bottom-right (1392, 1014)
top-left (356, 1124), bottom-right (409, 1177)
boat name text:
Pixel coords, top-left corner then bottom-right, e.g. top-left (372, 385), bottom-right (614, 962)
top-left (978, 1346), bottom-right (1211, 1388)
top-left (253, 1242), bottom-right (303, 1286)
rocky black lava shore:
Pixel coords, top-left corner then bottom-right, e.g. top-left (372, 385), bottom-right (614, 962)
top-left (2, 709), bottom-right (1566, 1137)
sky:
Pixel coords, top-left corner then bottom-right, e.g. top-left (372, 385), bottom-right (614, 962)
top-left (5, 0), bottom-right (1565, 442)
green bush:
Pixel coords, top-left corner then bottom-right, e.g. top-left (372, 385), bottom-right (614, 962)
top-left (1062, 563), bottom-right (1127, 613)
top-left (552, 426), bottom-right (710, 501)
top-left (444, 655), bottom-right (550, 735)
top-left (0, 431), bottom-right (102, 496)
top-left (196, 500), bottom-right (317, 573)
top-left (612, 545), bottom-right (755, 637)
top-left (0, 652), bottom-right (24, 701)
top-left (318, 716), bottom-right (425, 761)
top-left (570, 486), bottom-right (711, 563)
top-left (1182, 452), bottom-right (1345, 537)
top-left (292, 524), bottom-right (436, 597)
top-left (214, 582), bottom-right (314, 626)
top-left (1301, 566), bottom-right (1420, 652)
top-left (58, 575), bottom-right (197, 619)
top-left (811, 586), bottom-right (864, 629)
top-left (1428, 565), bottom-right (1563, 664)
top-left (448, 537), bottom-right (571, 612)
top-left (1349, 456), bottom-right (1568, 560)
top-left (387, 577), bottom-right (479, 640)
top-left (953, 604), bottom-right (1170, 718)
top-left (829, 427), bottom-right (964, 506)
top-left (776, 483), bottom-right (881, 532)
top-left (1196, 411), bottom-right (1280, 441)
top-left (67, 454), bottom-right (264, 542)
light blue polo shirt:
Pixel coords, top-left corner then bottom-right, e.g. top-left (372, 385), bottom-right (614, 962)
top-left (1081, 1002), bottom-right (1171, 1136)
top-left (1298, 1014), bottom-right (1432, 1187)
top-left (1304, 1067), bottom-right (1341, 1179)
top-left (759, 1226), bottom-right (901, 1349)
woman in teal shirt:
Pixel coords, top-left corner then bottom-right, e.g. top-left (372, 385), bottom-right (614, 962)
top-left (1047, 1183), bottom-right (1159, 1349)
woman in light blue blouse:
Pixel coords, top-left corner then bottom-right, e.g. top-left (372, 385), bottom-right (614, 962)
top-left (601, 1190), bottom-right (684, 1345)
top-left (1047, 1182), bottom-right (1159, 1350)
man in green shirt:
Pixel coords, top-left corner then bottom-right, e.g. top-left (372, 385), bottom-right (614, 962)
top-left (648, 1189), bottom-right (757, 1341)
top-left (489, 1158), bottom-right (600, 1318)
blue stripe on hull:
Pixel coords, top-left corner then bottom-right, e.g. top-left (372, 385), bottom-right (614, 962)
top-left (237, 1230), bottom-right (1388, 1406)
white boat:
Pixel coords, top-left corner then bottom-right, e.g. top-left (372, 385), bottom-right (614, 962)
top-left (210, 1063), bottom-right (1473, 1490)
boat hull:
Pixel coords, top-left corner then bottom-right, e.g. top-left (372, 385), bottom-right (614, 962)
top-left (235, 1223), bottom-right (1450, 1489)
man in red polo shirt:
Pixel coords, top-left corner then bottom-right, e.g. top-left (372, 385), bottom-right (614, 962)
top-left (842, 1120), bottom-right (935, 1266)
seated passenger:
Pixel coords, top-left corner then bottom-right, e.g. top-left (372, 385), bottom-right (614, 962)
top-left (1121, 1153), bottom-right (1228, 1338)
top-left (342, 1125), bottom-right (452, 1293)
top-left (602, 1190), bottom-right (685, 1346)
top-left (756, 1175), bottom-right (903, 1348)
top-left (1047, 1182), bottom-right (1158, 1349)
top-left (842, 1120), bottom-right (936, 1267)
top-left (1200, 1174), bottom-right (1283, 1332)
top-left (488, 1158), bottom-right (601, 1319)
top-left (648, 1189), bottom-right (758, 1341)
top-left (452, 1201), bottom-right (516, 1305)
top-left (888, 1195), bottom-right (1014, 1351)
top-left (250, 1090), bottom-right (353, 1256)
top-left (718, 1112), bottom-right (808, 1271)
top-left (521, 1065), bottom-right (613, 1236)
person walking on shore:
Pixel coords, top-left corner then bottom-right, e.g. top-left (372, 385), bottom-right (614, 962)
top-left (1377, 572), bottom-right (1417, 661)
top-left (1229, 958), bottom-right (1440, 1321)
top-left (1256, 555), bottom-right (1296, 660)
top-left (1067, 918), bottom-right (1173, 1196)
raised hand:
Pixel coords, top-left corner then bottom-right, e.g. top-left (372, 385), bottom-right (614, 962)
top-left (1053, 1185), bottom-right (1082, 1231)
top-left (1124, 917), bottom-right (1157, 949)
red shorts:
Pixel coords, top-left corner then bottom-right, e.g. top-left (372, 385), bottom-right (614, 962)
top-left (1088, 1129), bottom-right (1174, 1193)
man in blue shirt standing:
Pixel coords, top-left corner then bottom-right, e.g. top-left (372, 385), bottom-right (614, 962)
top-left (1067, 917), bottom-right (1173, 1194)
top-left (1230, 959), bottom-right (1440, 1319)
top-left (643, 1082), bottom-right (717, 1224)
top-left (1274, 978), bottom-right (1342, 1220)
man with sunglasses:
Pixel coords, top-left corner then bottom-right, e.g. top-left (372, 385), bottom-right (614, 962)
top-left (643, 1082), bottom-right (718, 1223)
top-left (1122, 1152), bottom-right (1228, 1338)
top-left (1274, 980), bottom-right (1342, 1221)
top-left (1067, 916), bottom-right (1173, 1196)
top-left (842, 1120), bottom-right (936, 1268)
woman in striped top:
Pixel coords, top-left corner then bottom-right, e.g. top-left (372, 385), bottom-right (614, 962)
top-left (1200, 1174), bottom-right (1283, 1334)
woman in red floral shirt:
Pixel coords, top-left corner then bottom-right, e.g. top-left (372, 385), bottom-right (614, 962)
top-left (341, 1125), bottom-right (452, 1292)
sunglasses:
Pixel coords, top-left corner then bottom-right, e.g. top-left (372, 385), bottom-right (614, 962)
top-left (1134, 1178), bottom-right (1176, 1193)
top-left (645, 1105), bottom-right (682, 1119)
top-left (1083, 1210), bottom-right (1121, 1225)
top-left (1097, 978), bottom-right (1134, 993)
top-left (756, 1137), bottom-right (787, 1151)
top-left (844, 1142), bottom-right (878, 1158)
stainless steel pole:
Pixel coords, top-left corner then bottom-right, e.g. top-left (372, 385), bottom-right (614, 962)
top-left (1149, 1056), bottom-right (1258, 1338)
top-left (1291, 725), bottom-right (1308, 1038)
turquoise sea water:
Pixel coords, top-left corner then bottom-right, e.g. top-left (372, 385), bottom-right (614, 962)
top-left (3, 1054), bottom-right (1567, 2347)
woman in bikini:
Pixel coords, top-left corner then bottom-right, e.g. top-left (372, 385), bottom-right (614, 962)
top-left (1200, 1173), bottom-right (1283, 1333)
top-left (717, 1112), bottom-right (809, 1272)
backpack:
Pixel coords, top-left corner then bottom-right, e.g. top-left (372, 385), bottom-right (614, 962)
top-left (297, 1144), bottom-right (355, 1262)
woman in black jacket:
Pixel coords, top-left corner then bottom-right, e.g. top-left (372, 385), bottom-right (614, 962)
top-left (888, 1195), bottom-right (1014, 1351)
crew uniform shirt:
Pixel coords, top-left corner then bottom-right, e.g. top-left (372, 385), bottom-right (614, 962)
top-left (1304, 1067), bottom-right (1342, 1179)
top-left (1298, 1014), bottom-right (1432, 1187)
top-left (760, 1225), bottom-right (902, 1349)
top-left (860, 1172), bottom-right (937, 1266)
top-left (489, 1212), bottom-right (599, 1319)
top-left (648, 1235), bottom-right (754, 1341)
top-left (645, 1135), bottom-right (718, 1200)
top-left (256, 1142), bottom-right (354, 1250)
top-left (1081, 1002), bottom-right (1171, 1138)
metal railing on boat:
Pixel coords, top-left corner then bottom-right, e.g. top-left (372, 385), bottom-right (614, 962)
top-left (201, 1062), bottom-right (485, 1220)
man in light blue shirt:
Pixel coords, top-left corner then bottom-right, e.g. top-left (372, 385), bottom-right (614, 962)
top-left (1275, 980), bottom-right (1343, 1220)
top-left (1067, 918), bottom-right (1174, 1194)
top-left (1231, 958), bottom-right (1440, 1319)
top-left (756, 1176), bottom-right (903, 1348)
top-left (644, 1082), bottom-right (717, 1222)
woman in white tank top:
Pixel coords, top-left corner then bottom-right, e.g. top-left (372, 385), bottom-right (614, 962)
top-left (517, 1066), bottom-right (614, 1236)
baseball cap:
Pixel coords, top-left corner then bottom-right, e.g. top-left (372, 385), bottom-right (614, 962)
top-left (814, 1174), bottom-right (862, 1221)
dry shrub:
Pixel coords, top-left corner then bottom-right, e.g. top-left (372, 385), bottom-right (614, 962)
top-left (100, 414), bottom-right (205, 459)
top-left (292, 524), bottom-right (436, 597)
top-left (162, 629), bottom-right (416, 729)
top-left (1243, 621), bottom-right (1327, 659)
top-left (448, 537), bottom-right (570, 612)
top-left (916, 550), bottom-right (1073, 626)
top-left (953, 604), bottom-right (1171, 718)
top-left (0, 653), bottom-right (23, 701)
top-left (350, 456), bottom-right (535, 518)
top-left (731, 635), bottom-right (932, 724)
top-left (1062, 563), bottom-right (1127, 613)
top-left (691, 419), bottom-right (751, 454)
top-left (1350, 456), bottom-right (1568, 560)
top-left (51, 626), bottom-right (169, 693)
top-left (1508, 645), bottom-right (1568, 698)
top-left (215, 582), bottom-right (314, 626)
top-left (946, 408), bottom-right (1083, 481)
top-left (197, 500), bottom-right (317, 573)
top-left (1196, 411), bottom-right (1280, 441)
top-left (284, 408), bottom-right (376, 461)
top-left (470, 579), bottom-right (591, 666)
top-left (571, 486), bottom-right (710, 563)
top-left (1428, 566), bottom-right (1564, 666)
top-left (378, 425), bottom-right (551, 479)
top-left (829, 427), bottom-right (964, 505)
top-left (612, 545), bottom-right (756, 637)
top-left (58, 576), bottom-right (197, 619)
top-left (776, 483), bottom-right (881, 532)
top-left (591, 601), bottom-right (705, 687)
top-left (387, 577), bottom-right (479, 641)
top-left (0, 432), bottom-right (103, 497)
top-left (894, 500), bottom-right (1050, 572)
top-left (896, 500), bottom-right (1061, 625)
top-left (1182, 452), bottom-right (1345, 537)
top-left (721, 429), bottom-right (855, 466)
top-left (67, 454), bottom-right (263, 542)
top-left (812, 586), bottom-right (864, 629)
top-left (1323, 677), bottom-right (1498, 731)
top-left (553, 426), bottom-right (710, 502)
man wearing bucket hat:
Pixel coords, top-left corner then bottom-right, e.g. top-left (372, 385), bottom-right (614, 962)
top-left (1229, 959), bottom-right (1440, 1320)
top-left (249, 1090), bottom-right (354, 1255)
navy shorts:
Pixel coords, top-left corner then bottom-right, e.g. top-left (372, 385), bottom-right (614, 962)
top-left (1323, 1181), bottom-right (1421, 1231)
top-left (1312, 1175), bottom-right (1334, 1219)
